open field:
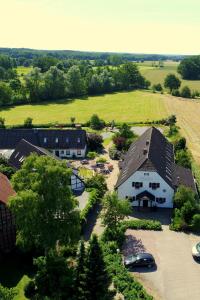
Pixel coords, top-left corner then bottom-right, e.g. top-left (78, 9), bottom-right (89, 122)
top-left (164, 95), bottom-right (200, 164)
top-left (139, 61), bottom-right (200, 91)
top-left (0, 91), bottom-right (168, 125)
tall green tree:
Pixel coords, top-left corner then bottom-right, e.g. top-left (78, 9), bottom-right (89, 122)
top-left (32, 249), bottom-right (74, 299)
top-left (101, 192), bottom-right (131, 231)
top-left (43, 66), bottom-right (67, 99)
top-left (9, 154), bottom-right (80, 251)
top-left (74, 240), bottom-right (88, 300)
top-left (25, 67), bottom-right (42, 102)
top-left (86, 234), bottom-right (111, 300)
top-left (67, 65), bottom-right (86, 96)
top-left (164, 73), bottom-right (181, 93)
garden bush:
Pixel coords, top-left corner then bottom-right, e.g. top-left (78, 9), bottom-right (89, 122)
top-left (87, 151), bottom-right (98, 159)
top-left (122, 219), bottom-right (162, 231)
top-left (80, 189), bottom-right (99, 227)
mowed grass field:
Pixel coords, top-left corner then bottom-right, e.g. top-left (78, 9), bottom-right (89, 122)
top-left (164, 95), bottom-right (200, 164)
top-left (139, 61), bottom-right (200, 91)
top-left (0, 91), bottom-right (168, 125)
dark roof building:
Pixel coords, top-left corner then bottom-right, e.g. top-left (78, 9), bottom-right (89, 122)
top-left (8, 139), bottom-right (85, 194)
top-left (116, 127), bottom-right (196, 209)
top-left (0, 128), bottom-right (87, 150)
top-left (116, 127), bottom-right (175, 188)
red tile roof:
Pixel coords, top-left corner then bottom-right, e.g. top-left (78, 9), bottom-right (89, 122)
top-left (0, 173), bottom-right (16, 205)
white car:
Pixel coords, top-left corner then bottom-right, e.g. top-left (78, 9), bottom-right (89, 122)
top-left (192, 242), bottom-right (200, 259)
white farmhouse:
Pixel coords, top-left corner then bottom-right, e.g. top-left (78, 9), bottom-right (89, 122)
top-left (116, 127), bottom-right (196, 208)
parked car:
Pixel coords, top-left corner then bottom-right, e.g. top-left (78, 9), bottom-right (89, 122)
top-left (192, 242), bottom-right (200, 259)
top-left (81, 159), bottom-right (89, 165)
top-left (96, 162), bottom-right (105, 168)
top-left (124, 253), bottom-right (155, 269)
top-left (100, 169), bottom-right (110, 174)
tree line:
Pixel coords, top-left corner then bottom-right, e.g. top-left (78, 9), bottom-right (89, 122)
top-left (0, 56), bottom-right (150, 106)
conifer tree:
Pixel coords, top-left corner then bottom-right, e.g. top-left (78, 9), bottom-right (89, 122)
top-left (74, 240), bottom-right (88, 300)
top-left (86, 234), bottom-right (111, 300)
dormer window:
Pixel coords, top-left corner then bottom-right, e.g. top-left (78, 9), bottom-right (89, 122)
top-left (66, 138), bottom-right (69, 143)
top-left (44, 137), bottom-right (47, 143)
top-left (55, 138), bottom-right (58, 143)
top-left (77, 138), bottom-right (80, 143)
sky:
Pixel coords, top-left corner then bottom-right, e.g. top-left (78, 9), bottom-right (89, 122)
top-left (0, 0), bottom-right (200, 55)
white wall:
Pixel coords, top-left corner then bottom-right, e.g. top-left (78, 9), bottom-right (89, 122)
top-left (117, 170), bottom-right (174, 208)
top-left (52, 146), bottom-right (87, 158)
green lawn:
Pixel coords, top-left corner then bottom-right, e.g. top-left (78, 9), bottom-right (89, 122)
top-left (138, 61), bottom-right (200, 91)
top-left (0, 90), bottom-right (168, 125)
top-left (16, 66), bottom-right (32, 76)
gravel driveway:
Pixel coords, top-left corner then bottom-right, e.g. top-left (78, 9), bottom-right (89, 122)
top-left (124, 226), bottom-right (200, 300)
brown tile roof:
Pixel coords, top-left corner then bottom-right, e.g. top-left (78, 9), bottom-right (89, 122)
top-left (0, 173), bottom-right (16, 205)
top-left (116, 127), bottom-right (174, 188)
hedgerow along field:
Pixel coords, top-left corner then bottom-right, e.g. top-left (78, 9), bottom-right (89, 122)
top-left (0, 90), bottom-right (168, 125)
top-left (138, 60), bottom-right (200, 91)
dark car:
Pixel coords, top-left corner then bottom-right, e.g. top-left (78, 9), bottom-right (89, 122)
top-left (124, 253), bottom-right (155, 269)
top-left (81, 160), bottom-right (89, 165)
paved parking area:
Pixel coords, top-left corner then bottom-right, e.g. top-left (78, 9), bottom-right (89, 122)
top-left (124, 227), bottom-right (200, 300)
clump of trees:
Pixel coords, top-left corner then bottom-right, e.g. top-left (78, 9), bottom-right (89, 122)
top-left (0, 59), bottom-right (150, 107)
top-left (87, 133), bottom-right (103, 151)
top-left (178, 56), bottom-right (200, 80)
top-left (9, 154), bottom-right (80, 251)
top-left (25, 235), bottom-right (112, 300)
top-left (112, 123), bottom-right (137, 153)
top-left (170, 186), bottom-right (200, 232)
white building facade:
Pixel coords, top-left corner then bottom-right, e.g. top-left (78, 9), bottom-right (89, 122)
top-left (117, 170), bottom-right (174, 208)
top-left (116, 127), bottom-right (196, 209)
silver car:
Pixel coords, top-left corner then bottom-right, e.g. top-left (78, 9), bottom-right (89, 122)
top-left (192, 242), bottom-right (200, 259)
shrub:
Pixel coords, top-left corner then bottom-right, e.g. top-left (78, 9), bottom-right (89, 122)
top-left (180, 86), bottom-right (191, 98)
top-left (191, 214), bottom-right (200, 232)
top-left (87, 133), bottom-right (103, 151)
top-left (175, 149), bottom-right (192, 169)
top-left (0, 117), bottom-right (5, 128)
top-left (86, 174), bottom-right (107, 197)
top-left (87, 151), bottom-right (97, 159)
top-left (89, 114), bottom-right (105, 130)
top-left (171, 89), bottom-right (180, 97)
top-left (24, 117), bottom-right (33, 128)
top-left (174, 137), bottom-right (186, 152)
top-left (109, 146), bottom-right (121, 160)
top-left (152, 83), bottom-right (163, 92)
top-left (122, 219), bottom-right (162, 231)
top-left (96, 156), bottom-right (107, 163)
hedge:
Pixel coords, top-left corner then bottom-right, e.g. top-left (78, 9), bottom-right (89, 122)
top-left (80, 189), bottom-right (99, 227)
top-left (121, 219), bottom-right (162, 231)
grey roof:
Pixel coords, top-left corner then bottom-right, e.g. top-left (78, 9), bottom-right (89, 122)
top-left (116, 127), bottom-right (174, 188)
top-left (173, 164), bottom-right (196, 192)
top-left (8, 139), bottom-right (84, 184)
top-left (0, 129), bottom-right (87, 150)
top-left (8, 139), bottom-right (60, 169)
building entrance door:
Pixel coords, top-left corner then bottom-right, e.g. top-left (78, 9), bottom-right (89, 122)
top-left (143, 200), bottom-right (148, 207)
